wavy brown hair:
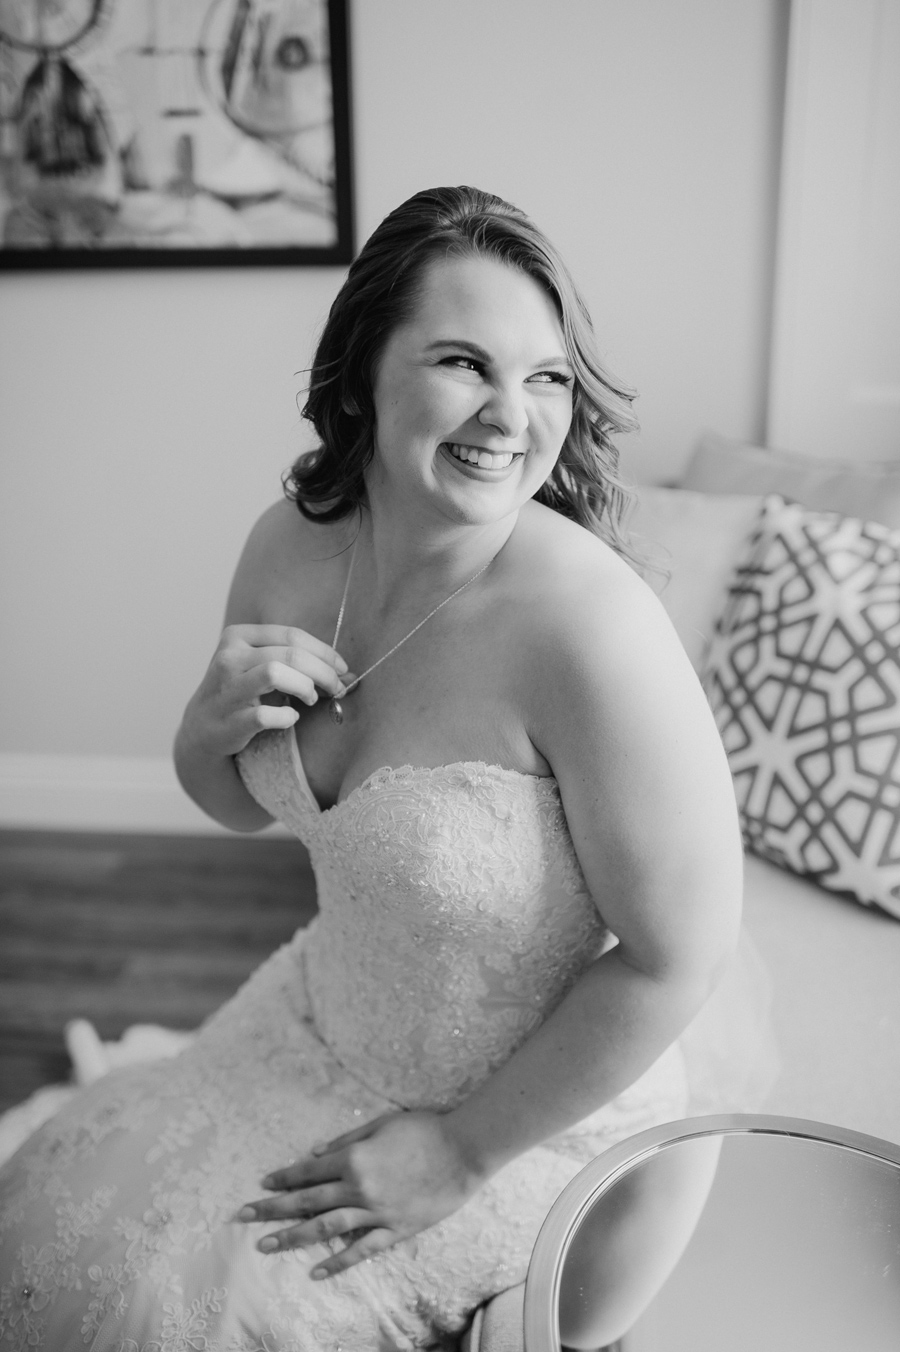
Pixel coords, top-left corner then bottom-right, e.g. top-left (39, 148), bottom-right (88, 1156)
top-left (285, 186), bottom-right (641, 560)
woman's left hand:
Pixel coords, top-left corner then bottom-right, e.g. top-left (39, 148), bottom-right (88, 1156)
top-left (236, 1110), bottom-right (484, 1276)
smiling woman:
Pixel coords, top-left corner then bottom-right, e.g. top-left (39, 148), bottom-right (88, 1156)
top-left (361, 255), bottom-right (575, 534)
top-left (287, 185), bottom-right (639, 550)
top-left (0, 187), bottom-right (774, 1352)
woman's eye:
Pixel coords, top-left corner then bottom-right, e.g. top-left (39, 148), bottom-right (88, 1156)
top-left (529, 370), bottom-right (573, 386)
top-left (442, 355), bottom-right (482, 372)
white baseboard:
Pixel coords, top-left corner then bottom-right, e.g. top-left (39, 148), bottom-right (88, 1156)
top-left (0, 753), bottom-right (288, 836)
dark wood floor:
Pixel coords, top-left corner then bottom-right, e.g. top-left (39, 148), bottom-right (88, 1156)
top-left (0, 829), bottom-right (317, 1112)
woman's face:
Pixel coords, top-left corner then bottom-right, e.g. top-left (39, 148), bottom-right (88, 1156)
top-left (366, 254), bottom-right (574, 529)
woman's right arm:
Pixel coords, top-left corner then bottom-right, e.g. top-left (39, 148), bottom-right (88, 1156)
top-left (173, 507), bottom-right (350, 832)
top-left (173, 622), bottom-right (349, 830)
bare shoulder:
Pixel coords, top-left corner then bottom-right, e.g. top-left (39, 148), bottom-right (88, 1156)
top-left (507, 501), bottom-right (680, 677)
top-left (508, 500), bottom-right (722, 798)
top-left (224, 498), bottom-right (352, 626)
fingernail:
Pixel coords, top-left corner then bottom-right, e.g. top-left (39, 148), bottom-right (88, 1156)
top-left (258, 1236), bottom-right (279, 1253)
top-left (261, 1175), bottom-right (275, 1188)
top-left (237, 1205), bottom-right (256, 1221)
top-left (336, 657), bottom-right (349, 674)
top-left (311, 1266), bottom-right (327, 1280)
top-left (311, 1141), bottom-right (327, 1156)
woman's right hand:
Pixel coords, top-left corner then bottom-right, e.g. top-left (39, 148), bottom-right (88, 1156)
top-left (181, 624), bottom-right (353, 759)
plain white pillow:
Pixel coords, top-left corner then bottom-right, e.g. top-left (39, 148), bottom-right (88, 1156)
top-left (629, 485), bottom-right (764, 671)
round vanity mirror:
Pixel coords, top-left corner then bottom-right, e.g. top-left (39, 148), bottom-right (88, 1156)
top-left (524, 1114), bottom-right (900, 1352)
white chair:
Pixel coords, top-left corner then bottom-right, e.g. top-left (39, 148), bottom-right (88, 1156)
top-left (468, 1114), bottom-right (900, 1352)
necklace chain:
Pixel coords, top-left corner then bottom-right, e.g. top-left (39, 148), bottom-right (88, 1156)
top-left (328, 539), bottom-right (494, 724)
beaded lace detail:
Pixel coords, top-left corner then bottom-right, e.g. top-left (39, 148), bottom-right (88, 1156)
top-left (251, 736), bottom-right (611, 1109)
top-left (0, 730), bottom-right (689, 1351)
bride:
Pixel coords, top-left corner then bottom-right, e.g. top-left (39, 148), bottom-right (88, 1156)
top-left (0, 186), bottom-right (768, 1351)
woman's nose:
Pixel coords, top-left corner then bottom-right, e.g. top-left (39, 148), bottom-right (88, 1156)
top-left (477, 383), bottom-right (528, 439)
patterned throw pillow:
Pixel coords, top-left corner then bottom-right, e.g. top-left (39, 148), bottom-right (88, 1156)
top-left (702, 495), bottom-right (900, 918)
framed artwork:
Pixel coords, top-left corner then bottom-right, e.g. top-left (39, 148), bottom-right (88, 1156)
top-left (0, 0), bottom-right (354, 267)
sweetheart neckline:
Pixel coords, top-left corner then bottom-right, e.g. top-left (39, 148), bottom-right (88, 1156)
top-left (281, 727), bottom-right (557, 818)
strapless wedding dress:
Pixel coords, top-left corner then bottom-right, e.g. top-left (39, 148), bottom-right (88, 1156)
top-left (0, 729), bottom-right (769, 1351)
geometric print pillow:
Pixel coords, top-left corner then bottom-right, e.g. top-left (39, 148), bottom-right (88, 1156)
top-left (701, 495), bottom-right (900, 918)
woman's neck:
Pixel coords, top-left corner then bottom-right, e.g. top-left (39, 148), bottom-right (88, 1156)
top-left (355, 501), bottom-right (519, 614)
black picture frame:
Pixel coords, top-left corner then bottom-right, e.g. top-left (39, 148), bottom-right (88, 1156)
top-left (0, 0), bottom-right (354, 269)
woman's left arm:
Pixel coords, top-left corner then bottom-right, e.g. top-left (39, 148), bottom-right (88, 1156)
top-left (238, 564), bottom-right (743, 1271)
top-left (444, 564), bottom-right (744, 1171)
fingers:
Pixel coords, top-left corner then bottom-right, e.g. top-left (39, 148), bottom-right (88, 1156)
top-left (243, 660), bottom-right (332, 708)
top-left (240, 1180), bottom-right (348, 1223)
top-left (258, 1115), bottom-right (392, 1196)
top-left (242, 647), bottom-right (356, 708)
top-left (221, 701), bottom-right (298, 745)
top-left (186, 622), bottom-right (353, 762)
top-left (311, 1114), bottom-right (394, 1157)
top-left (273, 652), bottom-right (350, 700)
top-left (224, 624), bottom-right (349, 676)
top-left (256, 1207), bottom-right (376, 1255)
top-left (260, 1151), bottom-right (345, 1193)
top-left (310, 1226), bottom-right (397, 1278)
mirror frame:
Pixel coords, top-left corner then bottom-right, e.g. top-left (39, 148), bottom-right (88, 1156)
top-left (523, 1112), bottom-right (900, 1352)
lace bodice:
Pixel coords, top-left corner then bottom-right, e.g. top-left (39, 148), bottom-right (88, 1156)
top-left (236, 731), bottom-right (610, 1109)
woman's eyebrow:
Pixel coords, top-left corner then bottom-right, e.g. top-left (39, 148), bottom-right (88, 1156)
top-left (425, 338), bottom-right (572, 367)
top-left (425, 339), bottom-right (491, 358)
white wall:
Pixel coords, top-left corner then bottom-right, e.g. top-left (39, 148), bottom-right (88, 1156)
top-left (0, 0), bottom-right (788, 818)
top-left (353, 0), bottom-right (788, 482)
top-left (767, 0), bottom-right (900, 459)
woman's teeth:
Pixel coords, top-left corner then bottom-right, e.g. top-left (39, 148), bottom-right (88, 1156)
top-left (446, 443), bottom-right (515, 469)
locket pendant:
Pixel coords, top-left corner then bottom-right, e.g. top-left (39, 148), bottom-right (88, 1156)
top-left (329, 696), bottom-right (343, 725)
